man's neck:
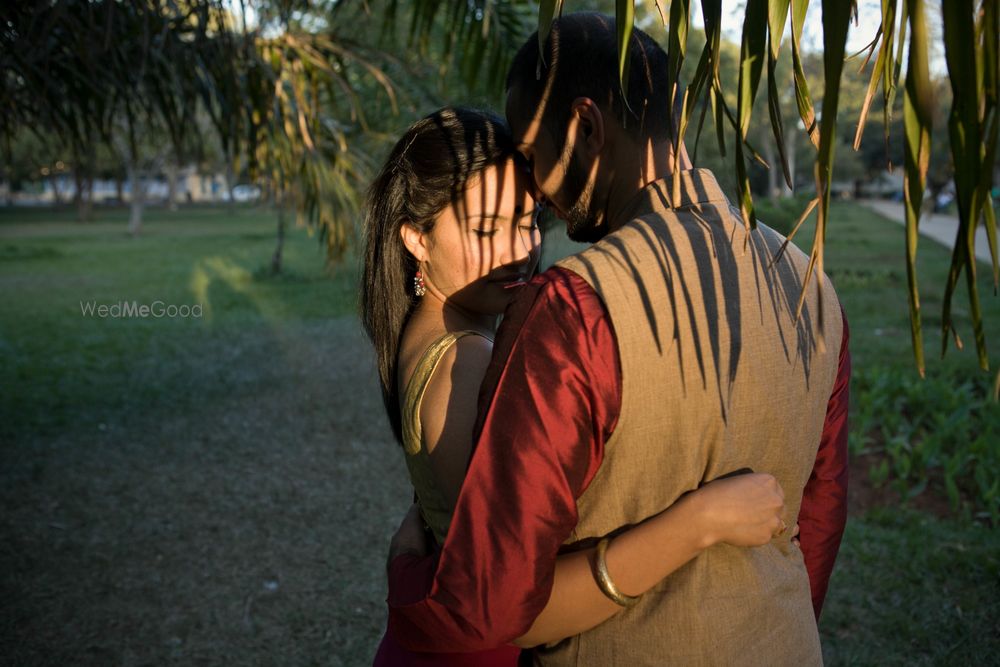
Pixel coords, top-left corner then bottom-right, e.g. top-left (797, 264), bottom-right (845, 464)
top-left (604, 138), bottom-right (689, 233)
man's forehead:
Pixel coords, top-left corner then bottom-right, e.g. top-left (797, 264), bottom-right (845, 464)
top-left (506, 88), bottom-right (552, 155)
top-left (506, 116), bottom-right (539, 155)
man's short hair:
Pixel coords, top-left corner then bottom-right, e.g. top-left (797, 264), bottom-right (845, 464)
top-left (506, 12), bottom-right (674, 145)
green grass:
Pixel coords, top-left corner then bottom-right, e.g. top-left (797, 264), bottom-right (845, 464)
top-left (0, 205), bottom-right (361, 442)
top-left (1, 201), bottom-right (998, 665)
top-left (821, 508), bottom-right (999, 666)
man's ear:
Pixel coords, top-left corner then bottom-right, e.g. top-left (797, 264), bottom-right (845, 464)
top-left (399, 223), bottom-right (428, 263)
top-left (570, 97), bottom-right (605, 157)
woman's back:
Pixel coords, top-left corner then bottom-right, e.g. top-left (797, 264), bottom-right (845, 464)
top-left (397, 328), bottom-right (493, 544)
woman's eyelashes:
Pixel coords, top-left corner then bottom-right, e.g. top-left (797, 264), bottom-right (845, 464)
top-left (474, 223), bottom-right (537, 236)
top-left (471, 209), bottom-right (539, 237)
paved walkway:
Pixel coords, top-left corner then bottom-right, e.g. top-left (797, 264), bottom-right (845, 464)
top-left (862, 199), bottom-right (995, 265)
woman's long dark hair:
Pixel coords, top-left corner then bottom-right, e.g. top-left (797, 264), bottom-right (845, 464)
top-left (360, 107), bottom-right (521, 445)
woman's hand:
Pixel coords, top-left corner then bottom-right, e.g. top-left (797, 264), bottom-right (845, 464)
top-left (386, 503), bottom-right (428, 572)
top-left (688, 472), bottom-right (786, 549)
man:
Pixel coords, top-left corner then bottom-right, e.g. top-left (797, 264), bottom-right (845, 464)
top-left (386, 13), bottom-right (850, 665)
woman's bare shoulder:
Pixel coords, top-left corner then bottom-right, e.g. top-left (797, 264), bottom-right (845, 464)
top-left (419, 333), bottom-right (494, 449)
top-left (421, 333), bottom-right (493, 405)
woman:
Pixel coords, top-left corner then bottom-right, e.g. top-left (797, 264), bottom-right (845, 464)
top-left (360, 107), bottom-right (789, 665)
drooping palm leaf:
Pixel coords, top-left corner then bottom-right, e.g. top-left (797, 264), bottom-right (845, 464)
top-left (615, 0), bottom-right (635, 102)
top-left (793, 0), bottom-right (853, 351)
top-left (976, 0), bottom-right (999, 290)
top-left (853, 0), bottom-right (895, 151)
top-left (901, 0), bottom-right (934, 376)
top-left (734, 0), bottom-right (767, 231)
top-left (690, 0), bottom-right (726, 161)
top-left (665, 0), bottom-right (690, 203)
top-left (766, 0), bottom-right (792, 189)
top-left (539, 0), bottom-right (564, 67)
top-left (940, 0), bottom-right (990, 370)
top-left (884, 0), bottom-right (909, 168)
top-left (789, 0), bottom-right (819, 149)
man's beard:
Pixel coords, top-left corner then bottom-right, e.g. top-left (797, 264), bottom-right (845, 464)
top-left (561, 152), bottom-right (606, 243)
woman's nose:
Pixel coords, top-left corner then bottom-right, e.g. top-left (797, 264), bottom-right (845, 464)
top-left (506, 225), bottom-right (538, 267)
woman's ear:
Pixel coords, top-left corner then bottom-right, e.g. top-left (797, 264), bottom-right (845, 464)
top-left (570, 96), bottom-right (605, 157)
top-left (399, 223), bottom-right (428, 263)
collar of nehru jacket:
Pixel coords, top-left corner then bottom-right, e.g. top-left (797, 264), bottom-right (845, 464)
top-left (610, 168), bottom-right (729, 231)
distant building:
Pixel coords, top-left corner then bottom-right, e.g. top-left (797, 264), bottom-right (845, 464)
top-left (180, 167), bottom-right (229, 203)
top-left (1, 165), bottom-right (237, 205)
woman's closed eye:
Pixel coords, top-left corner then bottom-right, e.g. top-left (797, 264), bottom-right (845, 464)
top-left (522, 207), bottom-right (542, 231)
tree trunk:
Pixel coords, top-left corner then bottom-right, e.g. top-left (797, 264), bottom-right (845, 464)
top-left (129, 190), bottom-right (145, 236)
top-left (126, 162), bottom-right (145, 237)
top-left (2, 161), bottom-right (11, 206)
top-left (73, 165), bottom-right (94, 222)
top-left (271, 207), bottom-right (286, 274)
top-left (2, 133), bottom-right (12, 206)
top-left (50, 176), bottom-right (64, 205)
top-left (224, 156), bottom-right (237, 215)
top-left (166, 162), bottom-right (179, 211)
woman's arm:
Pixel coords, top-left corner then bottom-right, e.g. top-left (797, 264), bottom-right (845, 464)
top-left (410, 337), bottom-right (786, 648)
top-left (515, 472), bottom-right (786, 647)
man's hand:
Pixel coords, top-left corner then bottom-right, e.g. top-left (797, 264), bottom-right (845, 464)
top-left (387, 503), bottom-right (429, 572)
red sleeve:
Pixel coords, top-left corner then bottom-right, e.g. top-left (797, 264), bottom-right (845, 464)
top-left (798, 308), bottom-right (851, 619)
top-left (385, 267), bottom-right (620, 652)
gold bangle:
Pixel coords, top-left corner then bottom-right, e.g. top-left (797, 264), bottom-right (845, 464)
top-left (594, 537), bottom-right (641, 608)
